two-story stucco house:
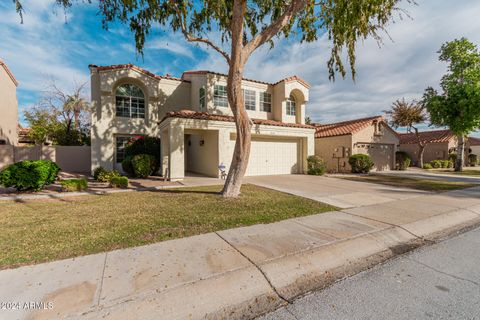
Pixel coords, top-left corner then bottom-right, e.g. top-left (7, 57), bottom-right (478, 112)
top-left (89, 64), bottom-right (315, 180)
top-left (0, 59), bottom-right (19, 145)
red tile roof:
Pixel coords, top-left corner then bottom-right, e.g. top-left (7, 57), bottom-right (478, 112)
top-left (0, 59), bottom-right (18, 86)
top-left (468, 136), bottom-right (480, 146)
top-left (398, 129), bottom-right (455, 144)
top-left (160, 110), bottom-right (315, 129)
top-left (89, 64), bottom-right (185, 82)
top-left (182, 70), bottom-right (310, 88)
top-left (314, 116), bottom-right (384, 138)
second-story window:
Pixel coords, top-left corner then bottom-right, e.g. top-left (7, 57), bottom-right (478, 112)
top-left (286, 94), bottom-right (296, 116)
top-left (243, 89), bottom-right (256, 111)
top-left (214, 85), bottom-right (228, 108)
top-left (115, 84), bottom-right (145, 118)
top-left (260, 92), bottom-right (272, 112)
top-left (199, 87), bottom-right (206, 110)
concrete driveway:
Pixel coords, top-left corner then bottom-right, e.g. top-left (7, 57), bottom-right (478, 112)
top-left (246, 174), bottom-right (428, 208)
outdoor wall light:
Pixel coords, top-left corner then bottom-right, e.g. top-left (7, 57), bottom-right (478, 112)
top-left (199, 139), bottom-right (205, 146)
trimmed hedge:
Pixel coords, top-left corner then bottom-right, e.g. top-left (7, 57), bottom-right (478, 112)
top-left (61, 178), bottom-right (88, 192)
top-left (121, 156), bottom-right (135, 176)
top-left (423, 163), bottom-right (433, 169)
top-left (307, 155), bottom-right (327, 176)
top-left (348, 154), bottom-right (374, 173)
top-left (132, 154), bottom-right (156, 178)
top-left (395, 151), bottom-right (411, 170)
top-left (0, 160), bottom-right (60, 191)
top-left (95, 169), bottom-right (120, 183)
top-left (125, 136), bottom-right (161, 174)
top-left (110, 176), bottom-right (129, 188)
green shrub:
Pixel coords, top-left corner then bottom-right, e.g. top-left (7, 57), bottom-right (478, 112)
top-left (132, 154), bottom-right (156, 178)
top-left (468, 154), bottom-right (477, 166)
top-left (448, 153), bottom-right (457, 163)
top-left (0, 160), bottom-right (60, 191)
top-left (93, 167), bottom-right (106, 180)
top-left (97, 169), bottom-right (120, 183)
top-left (439, 160), bottom-right (451, 168)
top-left (125, 136), bottom-right (161, 174)
top-left (348, 154), bottom-right (374, 173)
top-left (395, 151), bottom-right (411, 170)
top-left (110, 176), bottom-right (129, 188)
top-left (60, 178), bottom-right (88, 192)
top-left (430, 160), bottom-right (441, 168)
top-left (307, 155), bottom-right (327, 176)
top-left (121, 156), bottom-right (135, 176)
top-left (423, 163), bottom-right (433, 169)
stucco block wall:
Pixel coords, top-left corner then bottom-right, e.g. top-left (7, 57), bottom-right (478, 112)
top-left (400, 142), bottom-right (450, 165)
top-left (314, 135), bottom-right (352, 173)
top-left (0, 66), bottom-right (18, 145)
top-left (471, 146), bottom-right (480, 156)
top-left (0, 145), bottom-right (14, 169)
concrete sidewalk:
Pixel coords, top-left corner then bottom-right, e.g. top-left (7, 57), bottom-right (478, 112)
top-left (1, 187), bottom-right (480, 320)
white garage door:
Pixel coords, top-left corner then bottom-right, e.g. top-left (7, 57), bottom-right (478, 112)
top-left (246, 137), bottom-right (300, 176)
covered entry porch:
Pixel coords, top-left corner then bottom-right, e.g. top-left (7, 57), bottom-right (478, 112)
top-left (159, 113), bottom-right (315, 181)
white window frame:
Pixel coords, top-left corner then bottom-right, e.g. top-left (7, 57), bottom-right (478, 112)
top-left (260, 92), bottom-right (272, 112)
top-left (213, 85), bottom-right (228, 108)
top-left (243, 89), bottom-right (256, 111)
top-left (115, 136), bottom-right (131, 163)
top-left (286, 94), bottom-right (296, 116)
top-left (199, 87), bottom-right (206, 110)
top-left (115, 84), bottom-right (146, 119)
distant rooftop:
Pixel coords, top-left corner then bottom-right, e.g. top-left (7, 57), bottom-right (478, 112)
top-left (398, 129), bottom-right (455, 144)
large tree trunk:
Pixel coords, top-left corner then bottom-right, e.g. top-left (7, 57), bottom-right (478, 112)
top-left (221, 0), bottom-right (250, 198)
top-left (455, 134), bottom-right (465, 172)
top-left (418, 143), bottom-right (425, 168)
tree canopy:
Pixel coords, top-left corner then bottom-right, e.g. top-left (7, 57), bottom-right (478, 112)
top-left (385, 98), bottom-right (426, 131)
top-left (423, 38), bottom-right (480, 136)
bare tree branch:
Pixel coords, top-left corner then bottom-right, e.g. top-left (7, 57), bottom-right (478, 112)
top-left (243, 0), bottom-right (308, 57)
top-left (172, 3), bottom-right (231, 63)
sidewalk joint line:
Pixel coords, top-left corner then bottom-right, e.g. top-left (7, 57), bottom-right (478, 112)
top-left (96, 252), bottom-right (108, 307)
top-left (214, 231), bottom-right (292, 304)
top-left (341, 211), bottom-right (433, 244)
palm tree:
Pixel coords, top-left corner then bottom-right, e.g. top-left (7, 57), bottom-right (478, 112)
top-left (385, 98), bottom-right (428, 168)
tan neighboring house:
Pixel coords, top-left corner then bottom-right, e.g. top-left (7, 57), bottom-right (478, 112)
top-left (0, 59), bottom-right (19, 145)
top-left (314, 116), bottom-right (399, 172)
top-left (468, 136), bottom-right (480, 157)
top-left (89, 64), bottom-right (315, 180)
top-left (398, 129), bottom-right (470, 165)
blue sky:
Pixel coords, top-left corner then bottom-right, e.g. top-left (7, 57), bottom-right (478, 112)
top-left (1, 0), bottom-right (480, 136)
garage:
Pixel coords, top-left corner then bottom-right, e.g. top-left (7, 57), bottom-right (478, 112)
top-left (356, 143), bottom-right (394, 171)
top-left (246, 137), bottom-right (301, 176)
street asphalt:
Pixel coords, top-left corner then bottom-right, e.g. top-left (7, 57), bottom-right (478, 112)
top-left (258, 226), bottom-right (480, 320)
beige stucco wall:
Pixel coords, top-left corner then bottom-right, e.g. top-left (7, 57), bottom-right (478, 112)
top-left (0, 145), bottom-right (14, 169)
top-left (314, 135), bottom-right (352, 173)
top-left (400, 137), bottom-right (470, 165)
top-left (90, 67), bottom-right (190, 172)
top-left (185, 129), bottom-right (219, 177)
top-left (471, 146), bottom-right (480, 156)
top-left (160, 117), bottom-right (315, 180)
top-left (0, 65), bottom-right (18, 145)
top-left (315, 122), bottom-right (399, 172)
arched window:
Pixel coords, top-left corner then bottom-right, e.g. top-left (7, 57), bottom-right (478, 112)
top-left (115, 84), bottom-right (145, 118)
top-left (199, 87), bottom-right (206, 110)
top-left (286, 94), bottom-right (296, 116)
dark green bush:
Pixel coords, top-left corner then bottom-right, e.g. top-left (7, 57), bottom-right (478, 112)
top-left (125, 136), bottom-right (161, 174)
top-left (132, 154), bottom-right (156, 178)
top-left (440, 160), bottom-right (451, 168)
top-left (121, 156), bottom-right (135, 176)
top-left (468, 154), bottom-right (477, 166)
top-left (96, 169), bottom-right (120, 183)
top-left (431, 160), bottom-right (442, 169)
top-left (423, 163), bottom-right (433, 169)
top-left (448, 153), bottom-right (457, 163)
top-left (0, 160), bottom-right (60, 191)
top-left (93, 167), bottom-right (106, 180)
top-left (110, 176), bottom-right (129, 188)
top-left (348, 154), bottom-right (374, 173)
top-left (395, 151), bottom-right (411, 170)
top-left (60, 178), bottom-right (88, 192)
top-left (307, 155), bottom-right (327, 176)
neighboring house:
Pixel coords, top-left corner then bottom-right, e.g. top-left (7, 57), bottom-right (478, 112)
top-left (89, 64), bottom-right (315, 180)
top-left (469, 136), bottom-right (480, 157)
top-left (17, 125), bottom-right (34, 146)
top-left (398, 129), bottom-right (470, 165)
top-left (0, 59), bottom-right (19, 145)
top-left (314, 116), bottom-right (399, 172)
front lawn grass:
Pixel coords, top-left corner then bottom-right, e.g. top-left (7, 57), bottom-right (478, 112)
top-left (433, 169), bottom-right (480, 176)
top-left (338, 175), bottom-right (475, 192)
top-left (0, 184), bottom-right (336, 269)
